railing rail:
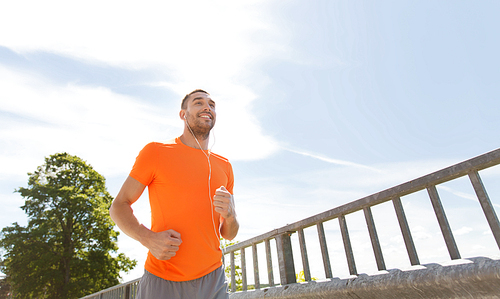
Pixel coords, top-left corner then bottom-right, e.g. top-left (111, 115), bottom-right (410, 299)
top-left (81, 147), bottom-right (500, 298)
top-left (80, 278), bottom-right (140, 299)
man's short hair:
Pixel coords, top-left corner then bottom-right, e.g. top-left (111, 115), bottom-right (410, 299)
top-left (181, 89), bottom-right (210, 109)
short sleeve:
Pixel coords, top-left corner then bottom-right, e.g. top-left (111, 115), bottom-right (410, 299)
top-left (129, 142), bottom-right (158, 186)
top-left (226, 162), bottom-right (234, 194)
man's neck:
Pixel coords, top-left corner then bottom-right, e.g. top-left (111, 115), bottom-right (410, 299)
top-left (180, 132), bottom-right (210, 150)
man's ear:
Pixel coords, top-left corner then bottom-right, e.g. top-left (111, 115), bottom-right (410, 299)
top-left (180, 110), bottom-right (186, 120)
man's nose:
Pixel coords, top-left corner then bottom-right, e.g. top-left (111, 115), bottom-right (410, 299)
top-left (201, 103), bottom-right (213, 111)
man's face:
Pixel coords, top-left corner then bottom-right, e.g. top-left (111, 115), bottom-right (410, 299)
top-left (184, 92), bottom-right (216, 136)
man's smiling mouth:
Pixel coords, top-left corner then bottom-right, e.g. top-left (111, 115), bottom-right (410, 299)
top-left (199, 113), bottom-right (212, 119)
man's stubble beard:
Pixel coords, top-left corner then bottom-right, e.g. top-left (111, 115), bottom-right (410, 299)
top-left (189, 119), bottom-right (214, 141)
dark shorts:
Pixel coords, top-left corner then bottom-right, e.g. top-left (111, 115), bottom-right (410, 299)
top-left (135, 266), bottom-right (229, 299)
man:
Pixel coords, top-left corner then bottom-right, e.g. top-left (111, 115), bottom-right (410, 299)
top-left (110, 89), bottom-right (239, 298)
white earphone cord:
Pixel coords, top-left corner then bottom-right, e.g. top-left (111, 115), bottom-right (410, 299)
top-left (185, 118), bottom-right (226, 278)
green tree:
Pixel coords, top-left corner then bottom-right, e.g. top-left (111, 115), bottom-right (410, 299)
top-left (0, 153), bottom-right (136, 299)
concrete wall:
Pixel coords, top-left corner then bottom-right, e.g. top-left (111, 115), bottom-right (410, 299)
top-left (229, 257), bottom-right (500, 299)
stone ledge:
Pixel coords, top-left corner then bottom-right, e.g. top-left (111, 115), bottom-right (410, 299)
top-left (229, 257), bottom-right (500, 299)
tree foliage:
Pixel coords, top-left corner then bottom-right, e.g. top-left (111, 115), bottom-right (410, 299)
top-left (0, 153), bottom-right (136, 299)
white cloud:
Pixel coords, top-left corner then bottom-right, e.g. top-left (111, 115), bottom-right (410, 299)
top-left (437, 185), bottom-right (476, 201)
top-left (0, 66), bottom-right (280, 183)
top-left (0, 1), bottom-right (278, 67)
top-left (0, 0), bottom-right (285, 164)
top-left (0, 65), bottom-right (176, 177)
top-left (454, 227), bottom-right (473, 236)
top-left (282, 146), bottom-right (383, 172)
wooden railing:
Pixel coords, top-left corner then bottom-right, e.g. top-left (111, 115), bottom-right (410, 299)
top-left (223, 148), bottom-right (500, 292)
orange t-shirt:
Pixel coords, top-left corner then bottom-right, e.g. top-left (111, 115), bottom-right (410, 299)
top-left (129, 137), bottom-right (234, 281)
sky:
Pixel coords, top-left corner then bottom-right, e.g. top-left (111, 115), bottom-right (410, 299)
top-left (1, 0), bottom-right (500, 285)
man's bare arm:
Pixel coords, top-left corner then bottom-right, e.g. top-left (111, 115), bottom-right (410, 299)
top-left (220, 214), bottom-right (239, 241)
top-left (110, 176), bottom-right (182, 260)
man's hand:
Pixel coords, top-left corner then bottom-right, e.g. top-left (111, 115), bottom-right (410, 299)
top-left (142, 229), bottom-right (182, 261)
top-left (213, 186), bottom-right (236, 219)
